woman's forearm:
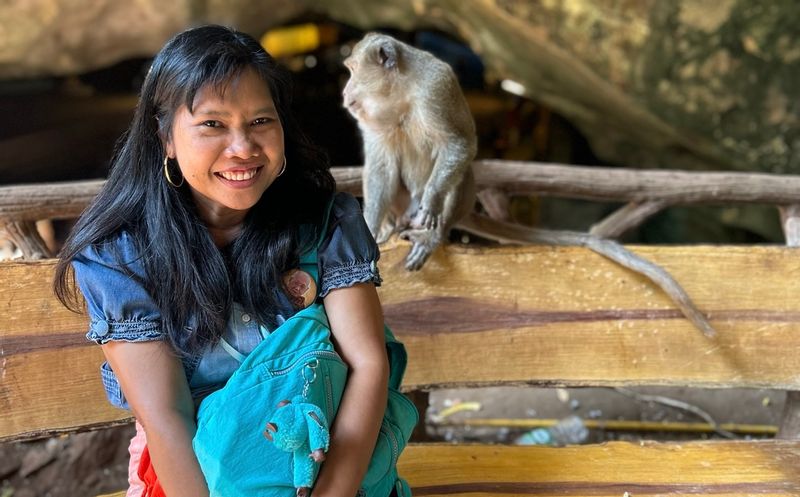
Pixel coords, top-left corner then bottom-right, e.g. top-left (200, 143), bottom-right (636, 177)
top-left (142, 411), bottom-right (210, 497)
top-left (312, 359), bottom-right (390, 497)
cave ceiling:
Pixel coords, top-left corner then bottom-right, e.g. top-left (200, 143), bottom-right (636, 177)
top-left (1, 0), bottom-right (797, 176)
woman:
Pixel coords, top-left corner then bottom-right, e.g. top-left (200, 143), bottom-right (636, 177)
top-left (55, 25), bottom-right (389, 497)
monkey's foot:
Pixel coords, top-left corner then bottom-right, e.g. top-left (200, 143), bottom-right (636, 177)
top-left (404, 244), bottom-right (433, 271)
top-left (400, 228), bottom-right (437, 270)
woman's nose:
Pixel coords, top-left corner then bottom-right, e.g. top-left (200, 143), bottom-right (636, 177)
top-left (226, 129), bottom-right (259, 158)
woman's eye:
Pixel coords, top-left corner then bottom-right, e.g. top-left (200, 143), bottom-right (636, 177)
top-left (252, 117), bottom-right (273, 126)
top-left (201, 120), bottom-right (221, 128)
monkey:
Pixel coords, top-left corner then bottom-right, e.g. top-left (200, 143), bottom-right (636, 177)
top-left (342, 32), bottom-right (477, 271)
top-left (342, 32), bottom-right (715, 337)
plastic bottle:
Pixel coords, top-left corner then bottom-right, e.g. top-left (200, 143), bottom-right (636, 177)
top-left (514, 416), bottom-right (589, 446)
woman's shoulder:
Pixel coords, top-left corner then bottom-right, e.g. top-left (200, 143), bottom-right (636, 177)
top-left (328, 191), bottom-right (363, 223)
top-left (74, 229), bottom-right (147, 278)
top-left (317, 192), bottom-right (381, 297)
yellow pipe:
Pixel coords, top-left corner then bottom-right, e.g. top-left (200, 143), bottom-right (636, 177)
top-left (435, 418), bottom-right (778, 436)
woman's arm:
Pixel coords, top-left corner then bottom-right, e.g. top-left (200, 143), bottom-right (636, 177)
top-left (103, 340), bottom-right (210, 497)
top-left (314, 281), bottom-right (390, 497)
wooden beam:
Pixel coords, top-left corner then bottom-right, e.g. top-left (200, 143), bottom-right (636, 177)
top-left (0, 179), bottom-right (105, 223)
top-left (778, 205), bottom-right (800, 439)
top-left (377, 241), bottom-right (800, 391)
top-left (397, 442), bottom-right (800, 495)
top-left (5, 162), bottom-right (800, 223)
top-left (4, 243), bottom-right (800, 441)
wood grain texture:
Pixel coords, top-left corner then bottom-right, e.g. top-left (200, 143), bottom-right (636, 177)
top-left (397, 442), bottom-right (800, 496)
top-left (377, 241), bottom-right (800, 390)
top-left (3, 243), bottom-right (800, 440)
top-left (0, 260), bottom-right (130, 442)
top-left (94, 441), bottom-right (800, 497)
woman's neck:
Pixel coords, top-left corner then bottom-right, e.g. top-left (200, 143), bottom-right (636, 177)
top-left (198, 206), bottom-right (247, 247)
top-left (206, 223), bottom-right (243, 247)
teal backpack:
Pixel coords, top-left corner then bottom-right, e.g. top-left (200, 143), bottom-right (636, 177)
top-left (192, 207), bottom-right (418, 497)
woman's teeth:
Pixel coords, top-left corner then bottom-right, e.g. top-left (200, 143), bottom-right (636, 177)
top-left (218, 168), bottom-right (258, 181)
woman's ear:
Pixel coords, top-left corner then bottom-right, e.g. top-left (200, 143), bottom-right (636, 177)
top-left (161, 135), bottom-right (175, 159)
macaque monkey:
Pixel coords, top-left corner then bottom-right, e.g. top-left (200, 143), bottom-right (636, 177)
top-left (342, 33), bottom-right (715, 337)
top-left (342, 32), bottom-right (476, 270)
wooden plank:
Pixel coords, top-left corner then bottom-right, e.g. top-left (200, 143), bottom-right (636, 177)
top-left (377, 242), bottom-right (800, 390)
top-left (4, 244), bottom-right (800, 440)
top-left (398, 441), bottom-right (800, 496)
top-left (0, 260), bottom-right (130, 441)
top-left (96, 441), bottom-right (800, 497)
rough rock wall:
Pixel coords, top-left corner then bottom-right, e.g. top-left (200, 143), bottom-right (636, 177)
top-left (0, 0), bottom-right (304, 78)
top-left (310, 0), bottom-right (799, 173)
top-left (1, 0), bottom-right (797, 174)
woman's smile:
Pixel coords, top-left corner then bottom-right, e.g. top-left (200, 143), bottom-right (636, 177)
top-left (215, 165), bottom-right (263, 186)
top-left (165, 67), bottom-right (285, 229)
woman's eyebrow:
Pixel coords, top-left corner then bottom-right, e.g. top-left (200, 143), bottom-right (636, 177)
top-left (193, 106), bottom-right (277, 117)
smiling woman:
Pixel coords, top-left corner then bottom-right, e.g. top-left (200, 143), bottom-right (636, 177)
top-left (52, 25), bottom-right (394, 497)
top-left (165, 67), bottom-right (287, 245)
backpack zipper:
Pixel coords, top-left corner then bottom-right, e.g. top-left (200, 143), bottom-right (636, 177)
top-left (381, 423), bottom-right (400, 466)
top-left (268, 350), bottom-right (342, 377)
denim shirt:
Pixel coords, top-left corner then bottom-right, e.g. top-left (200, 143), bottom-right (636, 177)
top-left (72, 192), bottom-right (381, 409)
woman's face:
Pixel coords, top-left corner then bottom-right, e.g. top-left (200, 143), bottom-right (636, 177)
top-left (165, 67), bottom-right (285, 224)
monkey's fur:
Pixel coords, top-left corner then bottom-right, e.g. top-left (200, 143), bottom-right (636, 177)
top-left (343, 33), bottom-right (714, 337)
top-left (343, 32), bottom-right (476, 270)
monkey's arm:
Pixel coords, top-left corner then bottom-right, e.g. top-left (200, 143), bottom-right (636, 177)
top-left (362, 140), bottom-right (400, 242)
top-left (415, 135), bottom-right (475, 230)
top-left (458, 213), bottom-right (716, 338)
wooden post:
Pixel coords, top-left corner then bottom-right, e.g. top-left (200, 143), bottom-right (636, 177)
top-left (406, 390), bottom-right (432, 442)
top-left (778, 205), bottom-right (800, 439)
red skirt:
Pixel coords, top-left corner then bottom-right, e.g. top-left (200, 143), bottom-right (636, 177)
top-left (137, 445), bottom-right (165, 497)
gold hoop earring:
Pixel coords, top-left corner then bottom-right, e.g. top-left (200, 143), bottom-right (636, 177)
top-left (277, 156), bottom-right (287, 177)
top-left (163, 156), bottom-right (184, 187)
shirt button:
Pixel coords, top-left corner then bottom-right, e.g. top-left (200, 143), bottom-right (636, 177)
top-left (241, 313), bottom-right (251, 323)
top-left (94, 320), bottom-right (110, 337)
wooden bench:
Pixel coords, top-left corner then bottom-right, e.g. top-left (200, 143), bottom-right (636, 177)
top-left (3, 238), bottom-right (800, 496)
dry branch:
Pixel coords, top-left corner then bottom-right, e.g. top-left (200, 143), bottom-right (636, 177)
top-left (4, 162), bottom-right (800, 223)
top-left (473, 160), bottom-right (800, 204)
top-left (590, 200), bottom-right (668, 238)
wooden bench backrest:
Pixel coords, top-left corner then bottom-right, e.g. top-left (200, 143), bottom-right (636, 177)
top-left (3, 240), bottom-right (800, 442)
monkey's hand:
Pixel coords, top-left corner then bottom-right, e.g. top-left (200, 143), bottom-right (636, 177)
top-left (412, 204), bottom-right (442, 231)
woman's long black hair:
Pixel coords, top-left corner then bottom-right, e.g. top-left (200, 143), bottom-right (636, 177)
top-left (54, 25), bottom-right (336, 354)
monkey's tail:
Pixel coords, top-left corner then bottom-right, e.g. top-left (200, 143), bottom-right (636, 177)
top-left (457, 213), bottom-right (716, 338)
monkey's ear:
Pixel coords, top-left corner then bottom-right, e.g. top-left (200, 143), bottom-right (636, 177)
top-left (377, 41), bottom-right (398, 69)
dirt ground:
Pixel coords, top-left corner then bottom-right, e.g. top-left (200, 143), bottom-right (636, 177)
top-left (428, 386), bottom-right (785, 444)
top-left (0, 386), bottom-right (785, 496)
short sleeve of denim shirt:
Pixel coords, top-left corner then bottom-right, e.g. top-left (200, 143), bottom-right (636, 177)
top-left (72, 232), bottom-right (163, 344)
top-left (317, 192), bottom-right (382, 298)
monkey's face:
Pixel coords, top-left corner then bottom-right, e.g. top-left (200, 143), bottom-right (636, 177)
top-left (342, 33), bottom-right (409, 130)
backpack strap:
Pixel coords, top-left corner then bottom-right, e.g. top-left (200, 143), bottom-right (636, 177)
top-left (297, 194), bottom-right (407, 390)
